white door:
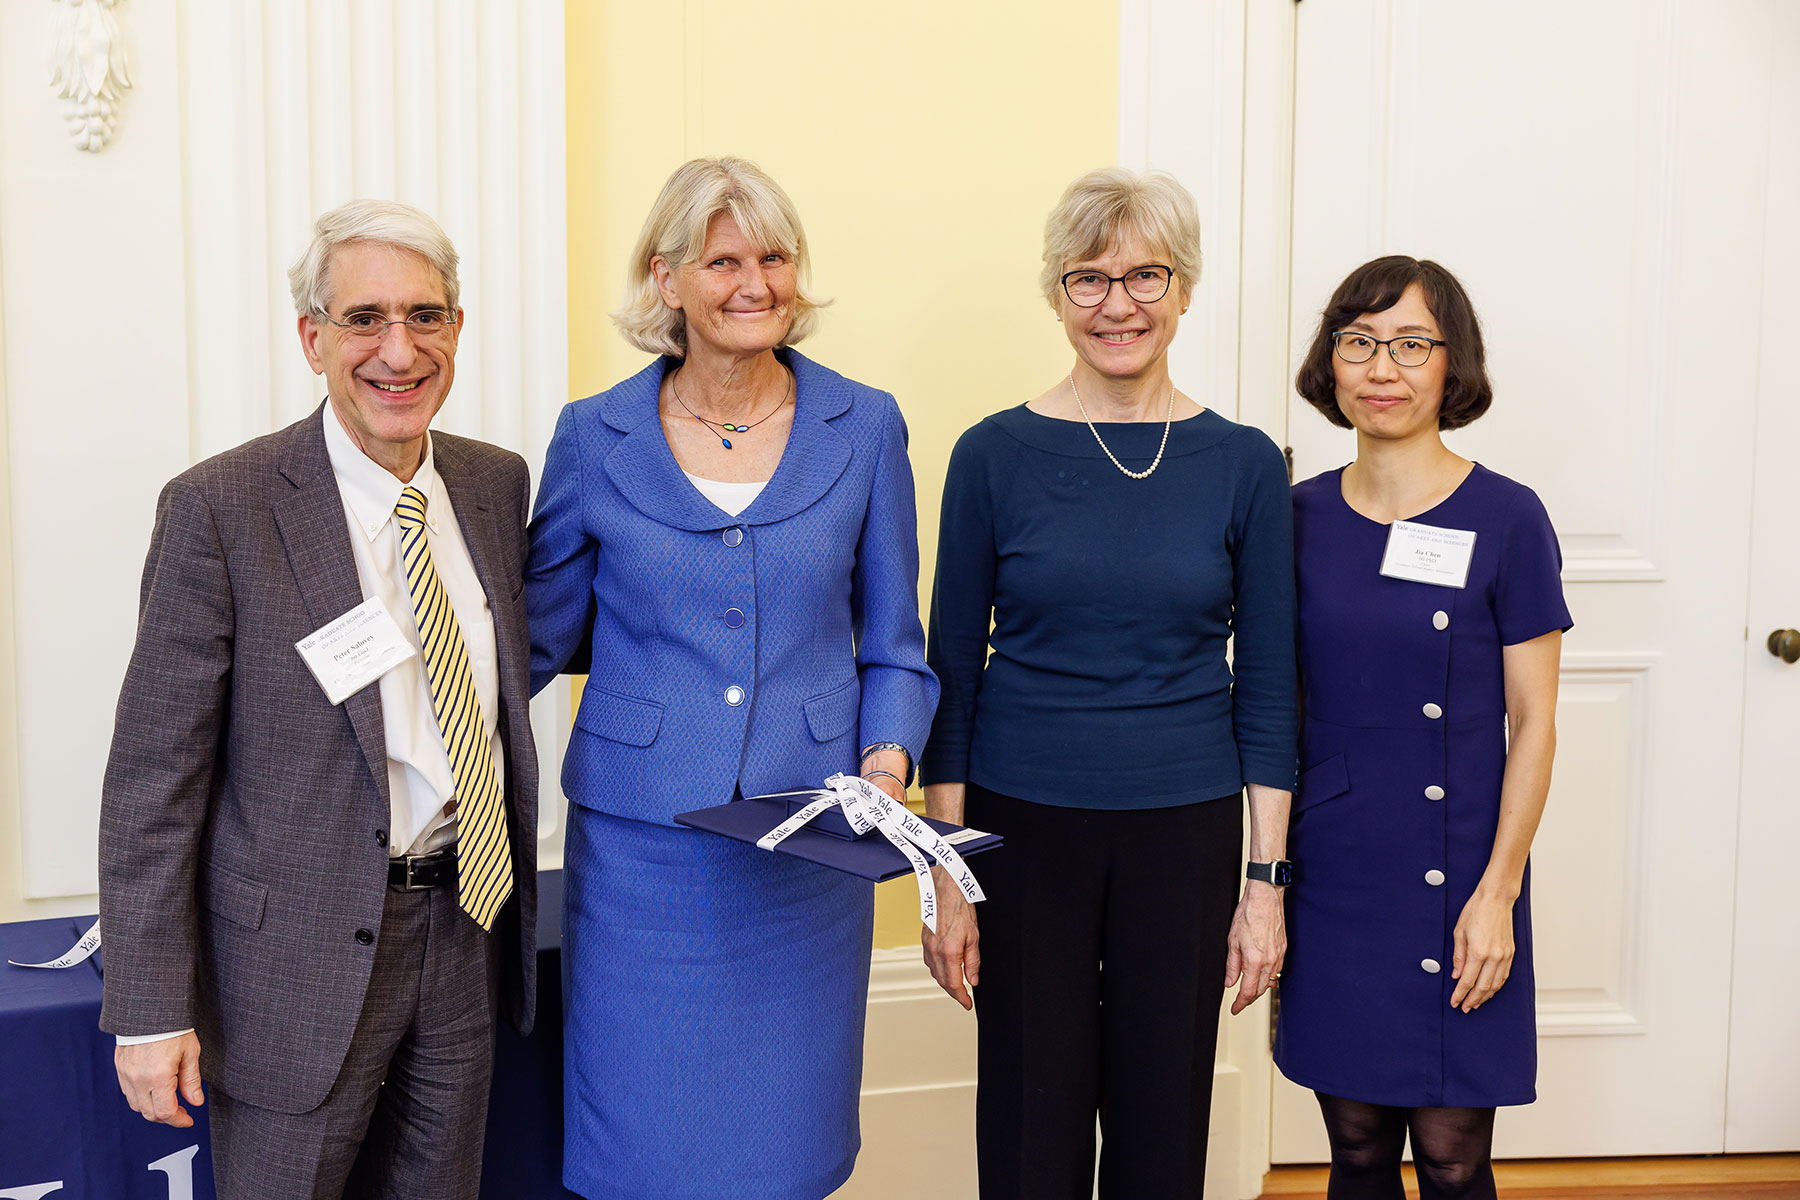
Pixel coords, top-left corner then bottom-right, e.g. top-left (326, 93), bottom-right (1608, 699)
top-left (1274, 0), bottom-right (1786, 1161)
top-left (1725, 0), bottom-right (1800, 1153)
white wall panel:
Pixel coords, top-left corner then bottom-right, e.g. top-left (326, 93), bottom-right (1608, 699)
top-left (1726, 0), bottom-right (1800, 1151)
top-left (1117, 0), bottom-right (1244, 424)
top-left (0, 0), bottom-right (568, 916)
top-left (1532, 656), bottom-right (1657, 1037)
top-left (1, 1), bottom-right (192, 901)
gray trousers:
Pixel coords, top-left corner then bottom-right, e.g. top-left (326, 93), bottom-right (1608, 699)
top-left (208, 880), bottom-right (499, 1200)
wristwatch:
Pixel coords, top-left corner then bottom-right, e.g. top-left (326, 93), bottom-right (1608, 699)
top-left (1247, 860), bottom-right (1295, 887)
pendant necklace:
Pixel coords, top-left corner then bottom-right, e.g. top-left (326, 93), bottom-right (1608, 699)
top-left (1069, 372), bottom-right (1175, 480)
top-left (670, 368), bottom-right (793, 450)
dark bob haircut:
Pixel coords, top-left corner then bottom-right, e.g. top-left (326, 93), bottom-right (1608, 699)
top-left (1295, 255), bottom-right (1493, 431)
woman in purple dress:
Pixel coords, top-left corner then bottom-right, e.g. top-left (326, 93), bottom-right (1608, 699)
top-left (1274, 257), bottom-right (1571, 1200)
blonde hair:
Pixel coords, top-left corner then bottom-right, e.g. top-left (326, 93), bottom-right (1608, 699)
top-left (287, 198), bottom-right (460, 318)
top-left (612, 157), bottom-right (827, 356)
top-left (1039, 168), bottom-right (1201, 308)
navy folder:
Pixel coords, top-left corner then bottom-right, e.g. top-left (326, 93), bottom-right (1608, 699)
top-left (674, 796), bottom-right (1004, 882)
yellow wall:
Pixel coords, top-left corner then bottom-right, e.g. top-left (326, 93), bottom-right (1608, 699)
top-left (566, 1), bottom-right (1118, 947)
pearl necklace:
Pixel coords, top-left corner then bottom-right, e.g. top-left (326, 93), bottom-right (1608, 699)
top-left (1068, 373), bottom-right (1174, 481)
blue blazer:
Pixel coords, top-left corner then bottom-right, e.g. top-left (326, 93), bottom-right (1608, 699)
top-left (526, 349), bottom-right (939, 825)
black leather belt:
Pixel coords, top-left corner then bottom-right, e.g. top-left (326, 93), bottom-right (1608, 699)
top-left (388, 848), bottom-right (457, 891)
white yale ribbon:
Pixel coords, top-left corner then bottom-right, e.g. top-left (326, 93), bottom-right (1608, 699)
top-left (8, 918), bottom-right (102, 968)
top-left (754, 773), bottom-right (986, 933)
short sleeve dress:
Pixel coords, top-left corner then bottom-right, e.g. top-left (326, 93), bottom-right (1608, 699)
top-left (1273, 464), bottom-right (1573, 1108)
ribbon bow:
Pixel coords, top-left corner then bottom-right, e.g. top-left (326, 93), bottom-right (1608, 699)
top-left (755, 773), bottom-right (986, 932)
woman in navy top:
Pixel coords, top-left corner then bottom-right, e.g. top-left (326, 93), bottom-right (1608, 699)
top-left (1275, 257), bottom-right (1570, 1200)
top-left (526, 158), bottom-right (936, 1200)
top-left (921, 168), bottom-right (1297, 1199)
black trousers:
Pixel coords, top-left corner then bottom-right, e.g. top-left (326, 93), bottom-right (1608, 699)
top-left (966, 783), bottom-right (1244, 1200)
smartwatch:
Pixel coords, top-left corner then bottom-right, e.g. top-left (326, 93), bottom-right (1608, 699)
top-left (1247, 860), bottom-right (1295, 887)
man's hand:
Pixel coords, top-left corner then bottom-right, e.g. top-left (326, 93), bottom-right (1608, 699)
top-left (115, 1032), bottom-right (204, 1127)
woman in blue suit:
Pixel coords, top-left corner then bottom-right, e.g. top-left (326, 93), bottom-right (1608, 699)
top-left (525, 156), bottom-right (938, 1200)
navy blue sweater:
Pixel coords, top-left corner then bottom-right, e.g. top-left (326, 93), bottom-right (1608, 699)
top-left (920, 405), bottom-right (1297, 808)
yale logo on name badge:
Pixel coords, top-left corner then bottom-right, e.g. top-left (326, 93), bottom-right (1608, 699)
top-left (295, 594), bottom-right (418, 704)
top-left (1379, 519), bottom-right (1477, 589)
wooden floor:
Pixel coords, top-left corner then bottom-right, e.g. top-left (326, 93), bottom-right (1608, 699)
top-left (1261, 1154), bottom-right (1800, 1198)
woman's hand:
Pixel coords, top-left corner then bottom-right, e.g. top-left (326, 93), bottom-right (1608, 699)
top-left (861, 748), bottom-right (910, 804)
top-left (864, 772), bottom-right (907, 804)
top-left (1229, 783), bottom-right (1292, 1015)
top-left (1225, 882), bottom-right (1286, 1015)
top-left (1449, 630), bottom-right (1560, 1013)
top-left (1451, 886), bottom-right (1516, 1012)
top-left (917, 781), bottom-right (979, 1008)
top-left (923, 867), bottom-right (981, 1009)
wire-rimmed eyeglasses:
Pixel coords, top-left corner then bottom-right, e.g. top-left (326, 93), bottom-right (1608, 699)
top-left (321, 309), bottom-right (459, 341)
top-left (1332, 331), bottom-right (1445, 368)
top-left (1061, 264), bottom-right (1173, 307)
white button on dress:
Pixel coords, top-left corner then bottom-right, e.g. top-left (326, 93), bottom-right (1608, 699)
top-left (1433, 610), bottom-right (1450, 630)
top-left (724, 685), bottom-right (745, 707)
top-left (1425, 785), bottom-right (1446, 801)
top-left (1425, 870), bottom-right (1446, 886)
top-left (1423, 702), bottom-right (1443, 719)
top-left (1422, 958), bottom-right (1442, 974)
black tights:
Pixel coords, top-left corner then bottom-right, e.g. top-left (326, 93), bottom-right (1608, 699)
top-left (1316, 1092), bottom-right (1497, 1200)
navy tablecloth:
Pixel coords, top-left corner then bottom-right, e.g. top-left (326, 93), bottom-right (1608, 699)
top-left (0, 872), bottom-right (574, 1200)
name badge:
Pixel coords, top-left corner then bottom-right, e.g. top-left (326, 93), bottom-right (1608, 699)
top-left (295, 595), bottom-right (417, 704)
top-left (1380, 519), bottom-right (1477, 588)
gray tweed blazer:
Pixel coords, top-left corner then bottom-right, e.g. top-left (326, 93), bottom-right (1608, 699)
top-left (97, 404), bottom-right (537, 1114)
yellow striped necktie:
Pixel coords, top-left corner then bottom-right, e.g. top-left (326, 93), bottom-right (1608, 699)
top-left (394, 485), bottom-right (512, 930)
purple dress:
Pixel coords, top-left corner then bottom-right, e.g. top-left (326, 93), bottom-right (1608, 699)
top-left (1274, 464), bottom-right (1572, 1108)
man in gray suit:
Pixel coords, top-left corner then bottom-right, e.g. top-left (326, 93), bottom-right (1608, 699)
top-left (98, 199), bottom-right (537, 1200)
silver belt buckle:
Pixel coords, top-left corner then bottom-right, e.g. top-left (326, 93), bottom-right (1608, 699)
top-left (394, 851), bottom-right (444, 891)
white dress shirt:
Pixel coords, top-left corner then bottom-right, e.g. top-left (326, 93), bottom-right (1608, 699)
top-left (117, 406), bottom-right (504, 1047)
top-left (322, 402), bottom-right (504, 858)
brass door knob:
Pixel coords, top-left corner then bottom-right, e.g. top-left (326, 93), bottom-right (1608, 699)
top-left (1769, 629), bottom-right (1800, 664)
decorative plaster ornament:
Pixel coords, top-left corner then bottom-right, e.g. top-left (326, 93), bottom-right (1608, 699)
top-left (48, 0), bottom-right (132, 152)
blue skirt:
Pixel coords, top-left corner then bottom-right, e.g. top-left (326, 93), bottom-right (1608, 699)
top-left (562, 802), bottom-right (875, 1200)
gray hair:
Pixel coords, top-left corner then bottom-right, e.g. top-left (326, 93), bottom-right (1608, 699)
top-left (612, 157), bottom-right (826, 357)
top-left (287, 198), bottom-right (461, 319)
top-left (1040, 168), bottom-right (1201, 308)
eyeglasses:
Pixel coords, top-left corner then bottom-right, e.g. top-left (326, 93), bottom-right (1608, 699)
top-left (321, 309), bottom-right (459, 341)
top-left (1061, 264), bottom-right (1173, 307)
top-left (1332, 331), bottom-right (1445, 368)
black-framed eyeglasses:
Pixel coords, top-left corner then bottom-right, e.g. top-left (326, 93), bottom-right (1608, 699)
top-left (1061, 264), bottom-right (1173, 307)
top-left (322, 309), bottom-right (459, 341)
top-left (1332, 331), bottom-right (1445, 368)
